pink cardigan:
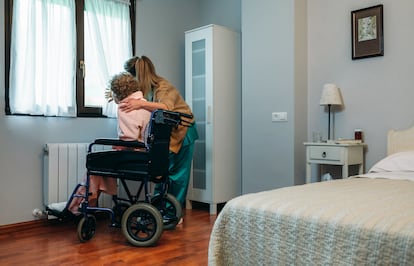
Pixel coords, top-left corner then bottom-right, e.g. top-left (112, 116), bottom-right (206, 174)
top-left (117, 91), bottom-right (151, 142)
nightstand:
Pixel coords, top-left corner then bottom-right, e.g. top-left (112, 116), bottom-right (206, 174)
top-left (304, 142), bottom-right (365, 183)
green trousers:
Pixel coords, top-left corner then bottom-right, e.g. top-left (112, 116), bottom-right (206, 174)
top-left (156, 123), bottom-right (198, 207)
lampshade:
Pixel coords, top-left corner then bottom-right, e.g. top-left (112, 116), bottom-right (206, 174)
top-left (319, 84), bottom-right (343, 106)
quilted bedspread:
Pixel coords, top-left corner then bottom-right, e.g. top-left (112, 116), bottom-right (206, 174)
top-left (208, 178), bottom-right (414, 266)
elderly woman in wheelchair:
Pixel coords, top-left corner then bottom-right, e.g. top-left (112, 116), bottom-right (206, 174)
top-left (47, 73), bottom-right (193, 247)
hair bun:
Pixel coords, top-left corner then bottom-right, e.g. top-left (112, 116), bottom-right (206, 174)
top-left (124, 56), bottom-right (140, 75)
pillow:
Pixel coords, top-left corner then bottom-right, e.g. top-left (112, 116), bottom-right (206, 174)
top-left (369, 151), bottom-right (414, 173)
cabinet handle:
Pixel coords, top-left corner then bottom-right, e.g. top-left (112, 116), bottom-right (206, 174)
top-left (322, 152), bottom-right (326, 158)
top-left (207, 105), bottom-right (211, 124)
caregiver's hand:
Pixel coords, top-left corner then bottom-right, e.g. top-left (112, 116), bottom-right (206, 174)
top-left (119, 98), bottom-right (144, 113)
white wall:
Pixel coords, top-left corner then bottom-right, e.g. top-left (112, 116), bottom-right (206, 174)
top-left (242, 0), bottom-right (414, 191)
top-left (241, 0), bottom-right (307, 193)
top-left (135, 0), bottom-right (241, 96)
top-left (308, 0), bottom-right (414, 170)
top-left (198, 0), bottom-right (241, 33)
top-left (135, 0), bottom-right (200, 96)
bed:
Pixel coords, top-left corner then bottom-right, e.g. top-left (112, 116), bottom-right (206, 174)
top-left (208, 126), bottom-right (414, 265)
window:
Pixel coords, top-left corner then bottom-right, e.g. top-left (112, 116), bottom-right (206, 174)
top-left (5, 0), bottom-right (135, 117)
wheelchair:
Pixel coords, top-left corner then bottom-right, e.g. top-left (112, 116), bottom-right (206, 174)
top-left (67, 109), bottom-right (192, 247)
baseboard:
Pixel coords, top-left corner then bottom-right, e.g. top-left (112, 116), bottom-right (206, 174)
top-left (0, 219), bottom-right (48, 234)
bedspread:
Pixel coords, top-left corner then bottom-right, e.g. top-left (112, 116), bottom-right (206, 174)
top-left (208, 178), bottom-right (414, 266)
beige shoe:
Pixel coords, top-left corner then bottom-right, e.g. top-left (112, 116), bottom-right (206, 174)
top-left (178, 217), bottom-right (183, 225)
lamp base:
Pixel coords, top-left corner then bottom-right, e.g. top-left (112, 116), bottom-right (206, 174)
top-left (327, 104), bottom-right (331, 140)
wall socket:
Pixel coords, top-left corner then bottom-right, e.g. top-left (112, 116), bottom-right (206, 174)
top-left (272, 112), bottom-right (288, 122)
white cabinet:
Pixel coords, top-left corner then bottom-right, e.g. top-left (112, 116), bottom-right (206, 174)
top-left (185, 24), bottom-right (241, 214)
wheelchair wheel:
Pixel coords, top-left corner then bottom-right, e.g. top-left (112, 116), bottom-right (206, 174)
top-left (121, 203), bottom-right (163, 247)
top-left (77, 214), bottom-right (96, 242)
top-left (113, 202), bottom-right (130, 226)
top-left (152, 193), bottom-right (182, 230)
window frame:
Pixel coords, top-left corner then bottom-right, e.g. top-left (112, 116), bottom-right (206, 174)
top-left (4, 0), bottom-right (136, 117)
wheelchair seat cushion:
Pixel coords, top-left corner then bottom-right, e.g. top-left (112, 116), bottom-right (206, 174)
top-left (87, 150), bottom-right (151, 179)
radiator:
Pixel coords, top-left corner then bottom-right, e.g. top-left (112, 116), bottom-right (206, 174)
top-left (43, 143), bottom-right (113, 209)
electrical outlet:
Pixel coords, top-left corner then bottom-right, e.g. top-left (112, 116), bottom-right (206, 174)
top-left (272, 112), bottom-right (288, 122)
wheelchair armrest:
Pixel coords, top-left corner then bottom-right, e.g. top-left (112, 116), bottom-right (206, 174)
top-left (165, 110), bottom-right (193, 119)
top-left (153, 109), bottom-right (194, 127)
top-left (89, 139), bottom-right (146, 151)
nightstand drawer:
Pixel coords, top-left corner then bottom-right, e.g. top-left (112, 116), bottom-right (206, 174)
top-left (309, 146), bottom-right (341, 161)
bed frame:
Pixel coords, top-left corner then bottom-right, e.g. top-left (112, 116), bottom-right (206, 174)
top-left (387, 125), bottom-right (414, 155)
top-left (209, 125), bottom-right (414, 265)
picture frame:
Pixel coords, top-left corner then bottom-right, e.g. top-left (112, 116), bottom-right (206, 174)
top-left (351, 4), bottom-right (384, 60)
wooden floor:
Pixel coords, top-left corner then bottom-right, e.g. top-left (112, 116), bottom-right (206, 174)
top-left (0, 206), bottom-right (217, 265)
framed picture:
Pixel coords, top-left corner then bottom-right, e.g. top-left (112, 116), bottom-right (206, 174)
top-left (351, 4), bottom-right (384, 60)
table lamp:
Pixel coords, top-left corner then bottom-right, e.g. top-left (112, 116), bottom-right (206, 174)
top-left (320, 84), bottom-right (343, 140)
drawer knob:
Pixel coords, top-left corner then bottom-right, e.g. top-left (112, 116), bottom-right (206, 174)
top-left (322, 152), bottom-right (326, 158)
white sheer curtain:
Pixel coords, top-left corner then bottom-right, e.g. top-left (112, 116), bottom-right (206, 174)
top-left (9, 0), bottom-right (77, 117)
top-left (9, 0), bottom-right (132, 118)
top-left (84, 0), bottom-right (132, 118)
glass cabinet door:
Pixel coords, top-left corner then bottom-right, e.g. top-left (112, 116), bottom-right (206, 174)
top-left (190, 39), bottom-right (206, 191)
